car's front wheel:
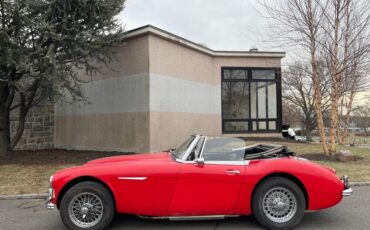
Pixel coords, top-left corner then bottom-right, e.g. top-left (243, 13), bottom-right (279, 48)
top-left (252, 176), bottom-right (306, 230)
top-left (60, 181), bottom-right (115, 230)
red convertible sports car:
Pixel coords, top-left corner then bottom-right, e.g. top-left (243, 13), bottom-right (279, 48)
top-left (46, 135), bottom-right (352, 230)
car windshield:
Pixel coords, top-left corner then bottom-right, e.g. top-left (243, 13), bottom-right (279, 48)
top-left (202, 137), bottom-right (248, 161)
top-left (172, 136), bottom-right (196, 160)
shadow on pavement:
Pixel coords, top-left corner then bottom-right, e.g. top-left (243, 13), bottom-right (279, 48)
top-left (109, 214), bottom-right (263, 230)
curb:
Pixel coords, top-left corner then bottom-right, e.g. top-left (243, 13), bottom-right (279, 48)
top-left (0, 182), bottom-right (369, 200)
top-left (0, 193), bottom-right (47, 200)
top-left (351, 182), bottom-right (370, 187)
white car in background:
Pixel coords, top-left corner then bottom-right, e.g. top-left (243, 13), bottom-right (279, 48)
top-left (295, 135), bottom-right (307, 142)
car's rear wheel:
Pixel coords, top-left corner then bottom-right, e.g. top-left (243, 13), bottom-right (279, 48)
top-left (252, 176), bottom-right (306, 230)
top-left (60, 181), bottom-right (115, 230)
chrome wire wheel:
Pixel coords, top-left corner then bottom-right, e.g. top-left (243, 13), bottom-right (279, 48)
top-left (68, 192), bottom-right (104, 228)
top-left (262, 187), bottom-right (297, 223)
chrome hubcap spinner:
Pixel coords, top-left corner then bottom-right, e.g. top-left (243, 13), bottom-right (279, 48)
top-left (262, 187), bottom-right (297, 223)
top-left (68, 192), bottom-right (104, 228)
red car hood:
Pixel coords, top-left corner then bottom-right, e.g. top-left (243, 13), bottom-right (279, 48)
top-left (85, 152), bottom-right (171, 165)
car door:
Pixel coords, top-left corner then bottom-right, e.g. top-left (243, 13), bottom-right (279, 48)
top-left (169, 137), bottom-right (246, 215)
top-left (112, 159), bottom-right (181, 216)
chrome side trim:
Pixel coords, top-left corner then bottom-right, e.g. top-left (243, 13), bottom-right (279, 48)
top-left (137, 215), bottom-right (240, 221)
top-left (342, 188), bottom-right (353, 196)
top-left (169, 215), bottom-right (227, 221)
top-left (205, 160), bottom-right (249, 166)
top-left (118, 177), bottom-right (147, 181)
top-left (175, 159), bottom-right (248, 166)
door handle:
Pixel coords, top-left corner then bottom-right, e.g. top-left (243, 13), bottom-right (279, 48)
top-left (224, 169), bottom-right (240, 175)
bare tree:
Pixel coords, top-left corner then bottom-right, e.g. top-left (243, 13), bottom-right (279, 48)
top-left (338, 60), bottom-right (368, 144)
top-left (282, 100), bottom-right (302, 128)
top-left (353, 104), bottom-right (370, 135)
top-left (282, 62), bottom-right (330, 141)
top-left (259, 0), bottom-right (369, 156)
top-left (337, 5), bottom-right (370, 144)
top-left (320, 0), bottom-right (370, 153)
top-left (259, 0), bottom-right (330, 154)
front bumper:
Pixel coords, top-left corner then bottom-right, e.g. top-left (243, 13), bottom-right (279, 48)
top-left (45, 188), bottom-right (56, 209)
top-left (46, 201), bottom-right (56, 209)
top-left (341, 175), bottom-right (352, 196)
top-left (45, 175), bottom-right (56, 210)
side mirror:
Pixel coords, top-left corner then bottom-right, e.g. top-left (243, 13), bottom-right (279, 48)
top-left (195, 157), bottom-right (205, 166)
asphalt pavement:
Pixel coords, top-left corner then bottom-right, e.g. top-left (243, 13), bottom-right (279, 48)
top-left (0, 186), bottom-right (369, 230)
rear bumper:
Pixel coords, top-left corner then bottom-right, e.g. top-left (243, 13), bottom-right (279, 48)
top-left (341, 175), bottom-right (352, 197)
top-left (342, 188), bottom-right (353, 196)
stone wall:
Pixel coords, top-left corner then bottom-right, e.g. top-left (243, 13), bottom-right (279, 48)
top-left (10, 103), bottom-right (54, 150)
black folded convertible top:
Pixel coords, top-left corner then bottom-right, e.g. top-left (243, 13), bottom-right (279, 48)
top-left (243, 144), bottom-right (296, 160)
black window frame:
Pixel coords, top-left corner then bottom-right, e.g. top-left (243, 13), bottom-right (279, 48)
top-left (221, 67), bottom-right (282, 134)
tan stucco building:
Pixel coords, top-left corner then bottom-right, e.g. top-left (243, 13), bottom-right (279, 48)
top-left (54, 25), bottom-right (285, 153)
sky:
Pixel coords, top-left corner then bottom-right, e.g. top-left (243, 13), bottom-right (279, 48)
top-left (117, 0), bottom-right (285, 55)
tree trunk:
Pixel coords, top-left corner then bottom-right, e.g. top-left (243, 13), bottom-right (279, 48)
top-left (329, 96), bottom-right (339, 154)
top-left (305, 0), bottom-right (329, 155)
top-left (11, 95), bottom-right (27, 148)
top-left (0, 104), bottom-right (11, 158)
top-left (339, 0), bottom-right (350, 145)
top-left (328, 0), bottom-right (341, 156)
top-left (313, 83), bottom-right (329, 155)
top-left (305, 119), bottom-right (313, 142)
top-left (10, 84), bottom-right (39, 148)
top-left (337, 96), bottom-right (344, 144)
top-left (310, 47), bottom-right (329, 155)
top-left (329, 75), bottom-right (340, 154)
top-left (0, 83), bottom-right (12, 158)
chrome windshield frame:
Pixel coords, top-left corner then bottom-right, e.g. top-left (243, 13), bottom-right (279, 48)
top-left (180, 135), bottom-right (201, 161)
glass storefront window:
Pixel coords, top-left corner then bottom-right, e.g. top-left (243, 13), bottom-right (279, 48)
top-left (222, 68), bottom-right (280, 133)
top-left (222, 82), bottom-right (249, 119)
top-left (252, 69), bottom-right (275, 80)
top-left (223, 121), bottom-right (249, 132)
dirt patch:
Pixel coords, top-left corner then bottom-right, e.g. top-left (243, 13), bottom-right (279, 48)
top-left (0, 149), bottom-right (134, 196)
top-left (0, 149), bottom-right (133, 166)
